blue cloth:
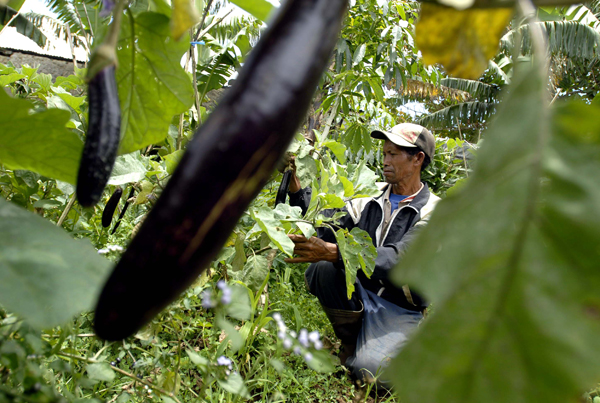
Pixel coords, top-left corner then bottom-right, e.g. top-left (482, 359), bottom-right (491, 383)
top-left (389, 193), bottom-right (407, 213)
top-left (346, 279), bottom-right (423, 389)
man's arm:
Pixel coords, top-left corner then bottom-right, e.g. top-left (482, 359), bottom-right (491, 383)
top-left (370, 220), bottom-right (427, 282)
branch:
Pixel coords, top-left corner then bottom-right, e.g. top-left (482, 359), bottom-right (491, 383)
top-left (57, 193), bottom-right (76, 227)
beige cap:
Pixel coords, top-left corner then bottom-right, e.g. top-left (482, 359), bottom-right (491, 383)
top-left (371, 123), bottom-right (435, 160)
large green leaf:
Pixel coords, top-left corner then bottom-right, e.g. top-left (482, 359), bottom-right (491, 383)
top-left (389, 63), bottom-right (600, 402)
top-left (500, 21), bottom-right (600, 62)
top-left (335, 227), bottom-right (376, 299)
top-left (0, 89), bottom-right (82, 184)
top-left (228, 0), bottom-right (274, 23)
top-left (250, 206), bottom-right (295, 257)
top-left (0, 199), bottom-right (112, 329)
top-left (107, 153), bottom-right (148, 185)
top-left (0, 5), bottom-right (48, 47)
top-left (117, 12), bottom-right (194, 154)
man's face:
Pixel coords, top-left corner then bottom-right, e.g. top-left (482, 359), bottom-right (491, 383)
top-left (382, 140), bottom-right (421, 185)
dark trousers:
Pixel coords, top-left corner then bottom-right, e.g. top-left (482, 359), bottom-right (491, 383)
top-left (304, 261), bottom-right (362, 312)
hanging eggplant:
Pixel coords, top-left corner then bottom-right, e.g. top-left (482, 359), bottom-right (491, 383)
top-left (94, 0), bottom-right (349, 341)
top-left (102, 187), bottom-right (123, 228)
top-left (275, 170), bottom-right (292, 206)
top-left (76, 2), bottom-right (125, 208)
top-left (111, 186), bottom-right (136, 234)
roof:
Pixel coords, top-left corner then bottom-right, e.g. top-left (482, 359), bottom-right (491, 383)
top-left (0, 26), bottom-right (88, 62)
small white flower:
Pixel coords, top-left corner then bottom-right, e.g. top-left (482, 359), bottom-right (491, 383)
top-left (289, 330), bottom-right (297, 338)
top-left (304, 352), bottom-right (313, 362)
top-left (272, 313), bottom-right (282, 322)
top-left (108, 245), bottom-right (124, 252)
top-left (308, 330), bottom-right (320, 344)
top-left (293, 346), bottom-right (301, 355)
top-left (283, 338), bottom-right (292, 350)
top-left (277, 330), bottom-right (286, 340)
top-left (97, 248), bottom-right (109, 254)
top-left (313, 339), bottom-right (323, 350)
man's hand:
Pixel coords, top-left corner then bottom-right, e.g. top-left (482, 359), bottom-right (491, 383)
top-left (288, 156), bottom-right (302, 193)
top-left (285, 234), bottom-right (339, 263)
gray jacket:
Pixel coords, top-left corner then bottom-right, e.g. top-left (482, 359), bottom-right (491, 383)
top-left (289, 183), bottom-right (439, 311)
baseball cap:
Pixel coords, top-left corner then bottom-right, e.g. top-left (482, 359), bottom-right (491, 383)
top-left (371, 123), bottom-right (435, 160)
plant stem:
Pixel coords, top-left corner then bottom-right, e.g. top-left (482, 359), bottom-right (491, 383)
top-left (194, 9), bottom-right (233, 42)
top-left (455, 117), bottom-right (469, 177)
top-left (194, 0), bottom-right (214, 41)
top-left (57, 193), bottom-right (76, 227)
top-left (57, 352), bottom-right (183, 403)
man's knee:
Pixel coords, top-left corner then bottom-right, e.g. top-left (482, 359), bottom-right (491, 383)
top-left (304, 261), bottom-right (342, 297)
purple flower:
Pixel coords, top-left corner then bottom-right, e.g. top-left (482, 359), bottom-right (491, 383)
top-left (298, 329), bottom-right (309, 348)
top-left (202, 290), bottom-right (214, 309)
top-left (218, 280), bottom-right (232, 305)
top-left (283, 338), bottom-right (292, 349)
top-left (303, 352), bottom-right (313, 362)
top-left (217, 356), bottom-right (233, 369)
top-left (313, 339), bottom-right (323, 350)
top-left (293, 346), bottom-right (301, 355)
top-left (308, 330), bottom-right (320, 344)
top-left (100, 0), bottom-right (115, 17)
top-left (277, 330), bottom-right (286, 340)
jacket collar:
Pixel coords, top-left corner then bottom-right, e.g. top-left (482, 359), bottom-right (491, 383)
top-left (375, 182), bottom-right (431, 209)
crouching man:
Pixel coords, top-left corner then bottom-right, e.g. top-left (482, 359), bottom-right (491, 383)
top-left (285, 123), bottom-right (440, 386)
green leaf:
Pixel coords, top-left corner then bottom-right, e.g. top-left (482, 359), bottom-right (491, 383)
top-left (231, 232), bottom-right (247, 272)
top-left (335, 228), bottom-right (376, 299)
top-left (51, 87), bottom-right (85, 113)
top-left (322, 140), bottom-right (347, 164)
top-left (0, 72), bottom-right (25, 86)
top-left (321, 193), bottom-right (345, 209)
top-left (86, 363), bottom-right (115, 383)
top-left (216, 316), bottom-right (243, 352)
top-left (33, 199), bottom-right (63, 209)
top-left (108, 153), bottom-right (148, 186)
top-left (225, 283), bottom-right (252, 320)
top-left (117, 12), bottom-right (194, 154)
top-left (251, 206), bottom-right (295, 257)
top-left (228, 0), bottom-right (274, 23)
top-left (216, 372), bottom-right (250, 398)
top-left (340, 176), bottom-right (355, 197)
top-left (0, 5), bottom-right (47, 47)
top-left (352, 43), bottom-right (366, 66)
top-left (305, 350), bottom-right (336, 373)
top-left (0, 200), bottom-right (112, 328)
top-left (349, 160), bottom-right (380, 196)
top-left (235, 255), bottom-right (270, 293)
top-left (171, 0), bottom-right (200, 40)
top-left (116, 393), bottom-right (131, 403)
top-left (0, 87), bottom-right (82, 184)
top-left (163, 150), bottom-right (184, 175)
top-left (186, 349), bottom-right (209, 369)
top-left (390, 64), bottom-right (600, 403)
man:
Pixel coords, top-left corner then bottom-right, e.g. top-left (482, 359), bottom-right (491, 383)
top-left (285, 123), bottom-right (440, 384)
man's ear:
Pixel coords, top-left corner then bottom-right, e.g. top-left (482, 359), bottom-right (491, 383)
top-left (415, 151), bottom-right (425, 166)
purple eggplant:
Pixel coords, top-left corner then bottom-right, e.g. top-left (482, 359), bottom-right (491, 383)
top-left (94, 0), bottom-right (349, 341)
